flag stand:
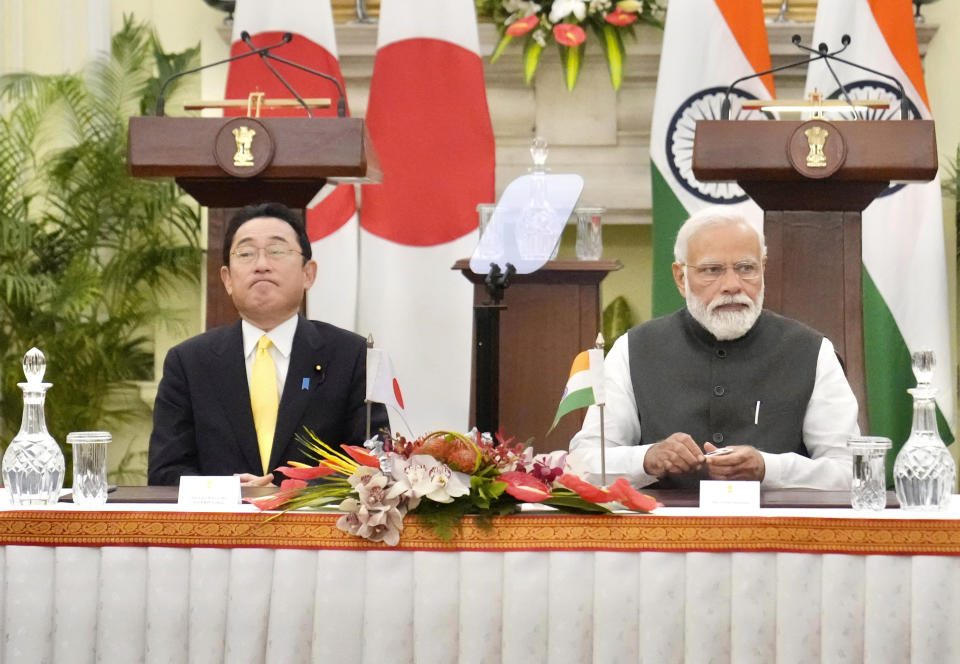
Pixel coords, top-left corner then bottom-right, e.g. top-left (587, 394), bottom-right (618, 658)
top-left (474, 262), bottom-right (516, 434)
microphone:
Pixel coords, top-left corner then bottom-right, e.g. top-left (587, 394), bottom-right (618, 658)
top-left (791, 34), bottom-right (908, 120)
top-left (244, 33), bottom-right (349, 118)
top-left (153, 32), bottom-right (293, 116)
top-left (720, 34), bottom-right (908, 121)
top-left (240, 30), bottom-right (314, 118)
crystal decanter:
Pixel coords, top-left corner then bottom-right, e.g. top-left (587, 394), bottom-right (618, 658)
top-left (893, 350), bottom-right (955, 510)
top-left (516, 137), bottom-right (560, 261)
top-left (2, 348), bottom-right (64, 505)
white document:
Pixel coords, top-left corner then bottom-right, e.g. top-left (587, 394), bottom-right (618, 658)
top-left (178, 476), bottom-right (242, 509)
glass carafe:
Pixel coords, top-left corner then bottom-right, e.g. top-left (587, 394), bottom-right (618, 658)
top-left (893, 350), bottom-right (955, 510)
top-left (2, 348), bottom-right (64, 505)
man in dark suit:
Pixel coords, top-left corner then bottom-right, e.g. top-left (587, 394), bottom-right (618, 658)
top-left (148, 202), bottom-right (389, 486)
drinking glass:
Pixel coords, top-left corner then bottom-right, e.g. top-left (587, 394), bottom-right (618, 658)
top-left (847, 436), bottom-right (891, 511)
top-left (575, 207), bottom-right (604, 260)
top-left (68, 431), bottom-right (111, 506)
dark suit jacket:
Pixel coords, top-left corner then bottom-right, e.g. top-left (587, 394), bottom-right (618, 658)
top-left (147, 316), bottom-right (389, 485)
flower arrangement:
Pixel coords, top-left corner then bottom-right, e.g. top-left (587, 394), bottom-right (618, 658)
top-left (250, 430), bottom-right (661, 545)
top-left (476, 0), bottom-right (666, 91)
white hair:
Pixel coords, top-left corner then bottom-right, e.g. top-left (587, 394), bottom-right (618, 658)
top-left (673, 207), bottom-right (767, 264)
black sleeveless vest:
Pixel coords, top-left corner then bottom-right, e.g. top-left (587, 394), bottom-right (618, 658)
top-left (627, 308), bottom-right (822, 488)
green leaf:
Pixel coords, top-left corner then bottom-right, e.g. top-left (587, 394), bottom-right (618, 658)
top-left (490, 33), bottom-right (513, 64)
top-left (558, 43), bottom-right (585, 92)
top-left (602, 295), bottom-right (635, 353)
top-left (596, 23), bottom-right (626, 91)
top-left (542, 494), bottom-right (612, 513)
top-left (522, 39), bottom-right (544, 85)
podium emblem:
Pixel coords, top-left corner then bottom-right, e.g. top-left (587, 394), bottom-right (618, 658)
top-left (788, 120), bottom-right (845, 179)
top-left (232, 126), bottom-right (257, 167)
top-left (804, 125), bottom-right (829, 168)
top-left (214, 117), bottom-right (275, 178)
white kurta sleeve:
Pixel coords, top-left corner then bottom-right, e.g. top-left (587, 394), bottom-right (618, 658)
top-left (568, 335), bottom-right (660, 487)
top-left (760, 337), bottom-right (860, 489)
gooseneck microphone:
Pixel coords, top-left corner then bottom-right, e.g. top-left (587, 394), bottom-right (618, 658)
top-left (719, 34), bottom-right (908, 121)
top-left (154, 30), bottom-right (347, 118)
top-left (239, 30), bottom-right (348, 118)
top-left (239, 30), bottom-right (314, 118)
top-left (154, 33), bottom-right (293, 116)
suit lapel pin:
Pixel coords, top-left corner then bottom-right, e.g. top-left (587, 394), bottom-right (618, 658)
top-left (301, 377), bottom-right (310, 390)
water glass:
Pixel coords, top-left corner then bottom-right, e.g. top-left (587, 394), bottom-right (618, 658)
top-left (68, 431), bottom-right (111, 506)
top-left (847, 436), bottom-right (891, 511)
top-left (575, 207), bottom-right (604, 260)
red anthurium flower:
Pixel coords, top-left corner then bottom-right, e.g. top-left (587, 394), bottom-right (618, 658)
top-left (274, 464), bottom-right (337, 480)
top-left (607, 478), bottom-right (662, 512)
top-left (553, 23), bottom-right (586, 47)
top-left (558, 473), bottom-right (611, 503)
top-left (506, 14), bottom-right (539, 37)
top-left (604, 8), bottom-right (638, 26)
top-left (500, 471), bottom-right (552, 502)
top-left (246, 488), bottom-right (301, 511)
top-left (342, 445), bottom-right (382, 468)
top-left (280, 478), bottom-right (308, 490)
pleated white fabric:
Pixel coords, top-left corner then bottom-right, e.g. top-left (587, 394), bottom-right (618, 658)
top-left (2, 546), bottom-right (959, 663)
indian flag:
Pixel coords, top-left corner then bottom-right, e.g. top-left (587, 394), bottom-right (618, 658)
top-left (649, 0), bottom-right (773, 315)
top-left (550, 349), bottom-right (605, 432)
top-left (804, 0), bottom-right (955, 455)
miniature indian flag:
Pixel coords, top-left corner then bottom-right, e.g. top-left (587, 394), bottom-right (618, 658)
top-left (549, 348), bottom-right (605, 432)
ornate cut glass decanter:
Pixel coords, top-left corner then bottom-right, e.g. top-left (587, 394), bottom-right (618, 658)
top-left (893, 350), bottom-right (955, 510)
top-left (1, 348), bottom-right (64, 505)
top-left (516, 137), bottom-right (559, 261)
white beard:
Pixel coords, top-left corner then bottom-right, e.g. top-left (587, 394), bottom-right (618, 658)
top-left (686, 283), bottom-right (764, 341)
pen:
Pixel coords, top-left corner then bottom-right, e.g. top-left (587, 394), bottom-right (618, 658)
top-left (754, 400), bottom-right (760, 425)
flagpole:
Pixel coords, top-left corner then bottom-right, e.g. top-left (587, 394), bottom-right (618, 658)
top-left (595, 333), bottom-right (607, 487)
top-left (599, 403), bottom-right (607, 487)
top-left (365, 334), bottom-right (374, 440)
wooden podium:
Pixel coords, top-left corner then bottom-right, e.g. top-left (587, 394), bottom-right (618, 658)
top-left (128, 116), bottom-right (379, 328)
top-left (455, 259), bottom-right (621, 453)
top-left (693, 119), bottom-right (937, 427)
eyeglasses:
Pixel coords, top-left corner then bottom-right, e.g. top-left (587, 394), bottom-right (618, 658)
top-left (684, 261), bottom-right (762, 283)
top-left (230, 244), bottom-right (303, 265)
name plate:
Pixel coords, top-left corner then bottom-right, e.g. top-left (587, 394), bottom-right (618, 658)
top-left (178, 476), bottom-right (241, 508)
top-left (699, 480), bottom-right (760, 512)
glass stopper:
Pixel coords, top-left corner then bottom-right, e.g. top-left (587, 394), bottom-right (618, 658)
top-left (911, 350), bottom-right (934, 387)
top-left (22, 347), bottom-right (46, 383)
top-left (530, 136), bottom-right (549, 172)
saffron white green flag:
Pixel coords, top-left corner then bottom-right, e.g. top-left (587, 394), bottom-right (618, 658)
top-left (550, 349), bottom-right (605, 432)
top-left (649, 0), bottom-right (773, 315)
top-left (804, 0), bottom-right (955, 449)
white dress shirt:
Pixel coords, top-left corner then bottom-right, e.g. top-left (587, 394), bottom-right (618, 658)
top-left (568, 333), bottom-right (860, 490)
top-left (241, 314), bottom-right (299, 402)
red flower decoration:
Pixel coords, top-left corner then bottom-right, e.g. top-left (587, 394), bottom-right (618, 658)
top-left (274, 464), bottom-right (337, 480)
top-left (506, 14), bottom-right (539, 37)
top-left (342, 445), bottom-right (382, 468)
top-left (246, 487), bottom-right (302, 511)
top-left (499, 471), bottom-right (552, 502)
top-left (558, 473), bottom-right (611, 503)
top-left (280, 478), bottom-right (307, 490)
top-left (604, 8), bottom-right (638, 26)
top-left (606, 478), bottom-right (662, 512)
top-left (553, 23), bottom-right (586, 47)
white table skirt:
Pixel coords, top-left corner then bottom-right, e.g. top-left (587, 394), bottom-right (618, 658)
top-left (3, 544), bottom-right (959, 664)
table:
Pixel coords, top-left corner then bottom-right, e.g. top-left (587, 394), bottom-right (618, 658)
top-left (2, 489), bottom-right (960, 663)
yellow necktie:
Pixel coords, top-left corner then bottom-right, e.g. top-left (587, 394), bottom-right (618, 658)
top-left (250, 335), bottom-right (279, 474)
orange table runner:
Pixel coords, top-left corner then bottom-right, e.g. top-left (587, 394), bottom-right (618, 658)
top-left (1, 510), bottom-right (959, 555)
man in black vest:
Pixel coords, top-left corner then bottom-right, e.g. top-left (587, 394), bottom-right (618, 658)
top-left (569, 207), bottom-right (859, 489)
